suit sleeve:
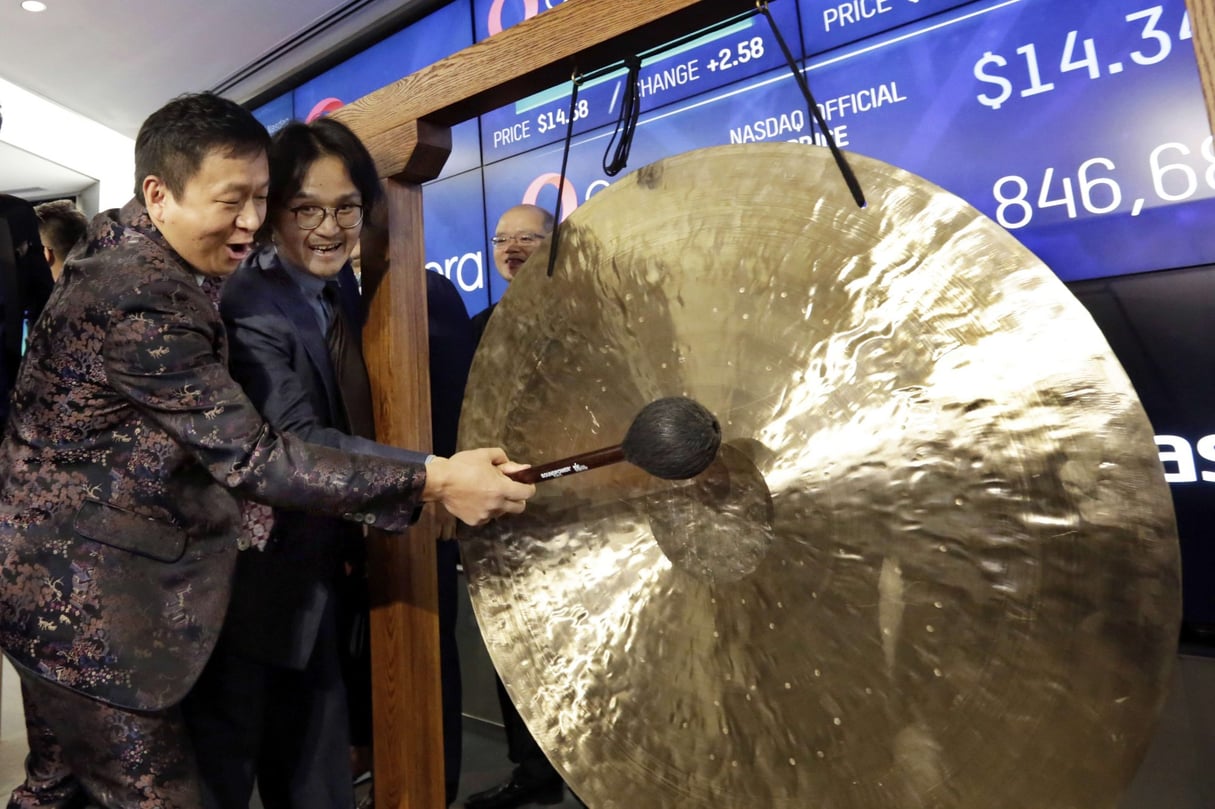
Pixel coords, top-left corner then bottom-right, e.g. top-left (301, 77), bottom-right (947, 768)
top-left (101, 275), bottom-right (425, 532)
top-left (222, 305), bottom-right (428, 466)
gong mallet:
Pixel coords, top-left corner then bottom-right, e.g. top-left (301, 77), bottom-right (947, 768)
top-left (507, 396), bottom-right (722, 484)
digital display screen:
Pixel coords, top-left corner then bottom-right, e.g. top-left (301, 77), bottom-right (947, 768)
top-left (292, 0), bottom-right (479, 179)
top-left (826, 0), bottom-right (1214, 281)
top-left (265, 0), bottom-right (1215, 633)
top-left (473, 0), bottom-right (566, 43)
top-left (477, 0), bottom-right (802, 163)
top-left (251, 95), bottom-right (294, 135)
top-left (799, 0), bottom-right (976, 54)
top-left (1070, 265), bottom-right (1215, 629)
top-left (423, 168), bottom-right (493, 318)
top-left (479, 0), bottom-right (1215, 283)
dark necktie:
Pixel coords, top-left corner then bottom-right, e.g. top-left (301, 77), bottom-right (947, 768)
top-left (323, 283), bottom-right (377, 440)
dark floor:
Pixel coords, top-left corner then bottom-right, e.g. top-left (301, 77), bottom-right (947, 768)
top-left (455, 719), bottom-right (585, 809)
top-left (2, 654), bottom-right (1214, 808)
top-left (351, 717), bottom-right (584, 809)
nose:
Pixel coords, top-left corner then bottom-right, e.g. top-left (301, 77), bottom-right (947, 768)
top-left (236, 197), bottom-right (263, 233)
top-left (313, 210), bottom-right (343, 236)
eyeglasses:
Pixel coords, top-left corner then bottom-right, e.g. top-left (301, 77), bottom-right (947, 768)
top-left (491, 231), bottom-right (546, 247)
top-left (290, 204), bottom-right (364, 230)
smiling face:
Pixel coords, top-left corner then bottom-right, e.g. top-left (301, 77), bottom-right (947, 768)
top-left (492, 205), bottom-right (552, 281)
top-left (271, 154), bottom-right (361, 279)
top-left (144, 148), bottom-right (268, 277)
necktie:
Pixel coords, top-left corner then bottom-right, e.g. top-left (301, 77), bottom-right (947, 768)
top-left (323, 283), bottom-right (377, 440)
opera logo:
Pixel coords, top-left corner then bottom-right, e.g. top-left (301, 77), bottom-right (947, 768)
top-left (306, 97), bottom-right (345, 123)
top-left (522, 173), bottom-right (578, 220)
top-left (521, 172), bottom-right (613, 218)
top-left (486, 0), bottom-right (566, 37)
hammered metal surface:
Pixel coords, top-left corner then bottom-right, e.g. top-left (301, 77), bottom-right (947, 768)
top-left (458, 143), bottom-right (1180, 809)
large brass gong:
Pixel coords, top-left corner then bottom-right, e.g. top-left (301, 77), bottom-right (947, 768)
top-left (458, 143), bottom-right (1180, 809)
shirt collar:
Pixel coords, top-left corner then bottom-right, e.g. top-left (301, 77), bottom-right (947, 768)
top-left (276, 252), bottom-right (331, 299)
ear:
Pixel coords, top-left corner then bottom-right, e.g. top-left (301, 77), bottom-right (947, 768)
top-left (142, 175), bottom-right (170, 222)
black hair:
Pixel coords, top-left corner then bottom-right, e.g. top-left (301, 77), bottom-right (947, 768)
top-left (134, 92), bottom-right (270, 202)
top-left (34, 200), bottom-right (88, 260)
top-left (265, 117), bottom-right (383, 233)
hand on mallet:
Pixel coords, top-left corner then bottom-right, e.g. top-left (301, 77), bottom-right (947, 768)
top-left (423, 448), bottom-right (536, 526)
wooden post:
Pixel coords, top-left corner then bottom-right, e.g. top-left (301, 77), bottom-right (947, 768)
top-left (359, 121), bottom-right (452, 809)
top-left (1187, 0), bottom-right (1215, 134)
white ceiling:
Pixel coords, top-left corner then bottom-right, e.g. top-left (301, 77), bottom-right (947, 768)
top-left (0, 139), bottom-right (94, 199)
top-left (0, 0), bottom-right (439, 199)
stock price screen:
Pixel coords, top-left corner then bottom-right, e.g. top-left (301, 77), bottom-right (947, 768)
top-left (475, 0), bottom-right (1214, 284)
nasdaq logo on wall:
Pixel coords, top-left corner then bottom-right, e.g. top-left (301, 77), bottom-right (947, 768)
top-left (1157, 435), bottom-right (1215, 484)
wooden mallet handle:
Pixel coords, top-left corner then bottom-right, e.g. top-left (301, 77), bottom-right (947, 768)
top-left (507, 445), bottom-right (626, 484)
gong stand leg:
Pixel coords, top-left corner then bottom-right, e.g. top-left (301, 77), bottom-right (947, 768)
top-left (363, 177), bottom-right (444, 809)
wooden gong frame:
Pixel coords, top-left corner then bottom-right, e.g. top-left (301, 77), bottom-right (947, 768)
top-left (333, 2), bottom-right (756, 807)
top-left (336, 2), bottom-right (1215, 807)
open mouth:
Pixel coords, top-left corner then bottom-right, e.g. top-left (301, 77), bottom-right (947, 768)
top-left (308, 242), bottom-right (344, 256)
top-left (227, 242), bottom-right (253, 261)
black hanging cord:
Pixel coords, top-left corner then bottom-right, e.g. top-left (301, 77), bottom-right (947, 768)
top-left (546, 72), bottom-right (582, 278)
top-left (759, 2), bottom-right (866, 208)
top-left (602, 55), bottom-right (642, 177)
top-left (543, 4), bottom-right (854, 276)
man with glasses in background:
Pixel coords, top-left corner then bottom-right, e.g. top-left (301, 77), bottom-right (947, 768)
top-left (470, 204), bottom-right (553, 344)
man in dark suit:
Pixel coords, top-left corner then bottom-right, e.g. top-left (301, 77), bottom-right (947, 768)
top-left (466, 204), bottom-right (569, 809)
top-left (423, 270), bottom-right (478, 806)
top-left (0, 93), bottom-right (533, 809)
top-left (185, 249), bottom-right (409, 809)
top-left (470, 204), bottom-right (552, 345)
top-left (183, 117), bottom-right (479, 809)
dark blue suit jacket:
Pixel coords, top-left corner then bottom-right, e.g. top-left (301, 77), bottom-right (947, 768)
top-left (218, 247), bottom-right (428, 668)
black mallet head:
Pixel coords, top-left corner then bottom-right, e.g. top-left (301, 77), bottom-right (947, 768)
top-left (621, 396), bottom-right (722, 480)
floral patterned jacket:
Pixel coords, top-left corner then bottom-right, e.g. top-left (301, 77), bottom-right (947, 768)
top-left (0, 200), bottom-right (426, 711)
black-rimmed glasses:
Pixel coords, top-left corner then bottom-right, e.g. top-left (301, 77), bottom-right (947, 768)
top-left (490, 231), bottom-right (545, 247)
top-left (290, 204), bottom-right (364, 230)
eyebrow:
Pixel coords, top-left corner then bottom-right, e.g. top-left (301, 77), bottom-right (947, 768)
top-left (211, 187), bottom-right (268, 202)
top-left (292, 191), bottom-right (362, 204)
top-left (214, 181), bottom-right (263, 194)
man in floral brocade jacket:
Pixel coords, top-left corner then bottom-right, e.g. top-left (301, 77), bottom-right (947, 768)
top-left (0, 92), bottom-right (534, 809)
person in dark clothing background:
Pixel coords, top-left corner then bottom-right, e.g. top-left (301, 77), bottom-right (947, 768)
top-left (464, 203), bottom-right (571, 809)
top-left (0, 194), bottom-right (54, 424)
top-left (35, 199), bottom-right (89, 281)
top-left (469, 204), bottom-right (552, 345)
